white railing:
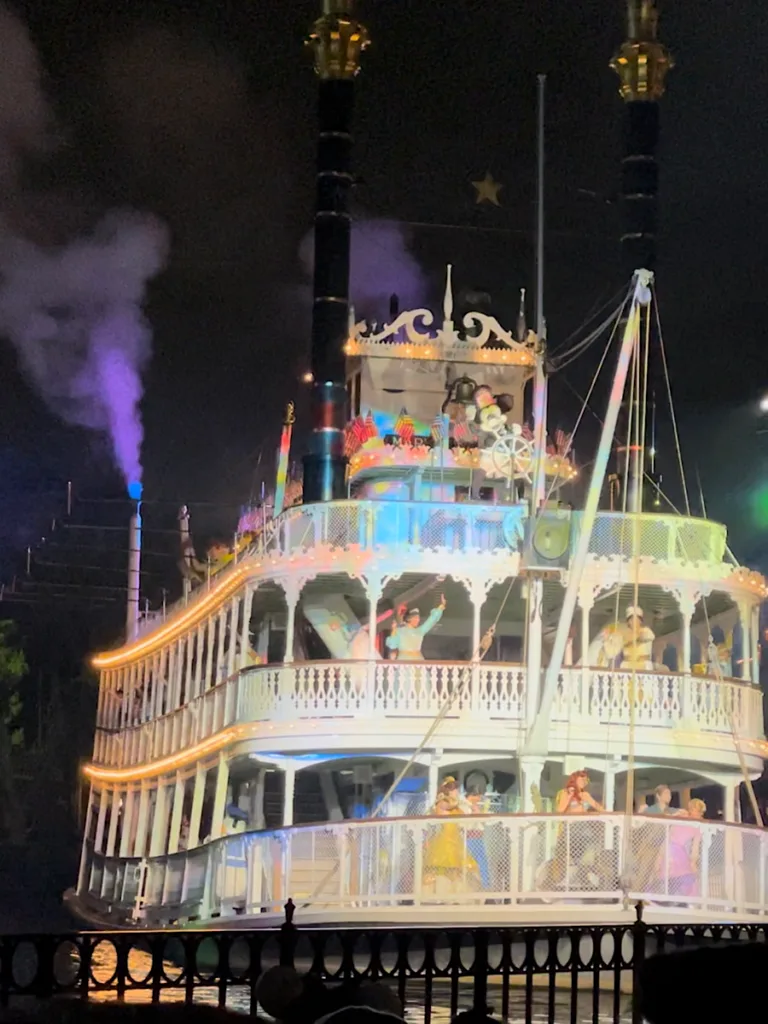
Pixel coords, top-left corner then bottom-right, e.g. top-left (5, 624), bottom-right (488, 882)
top-left (273, 501), bottom-right (727, 565)
top-left (84, 812), bottom-right (768, 924)
top-left (93, 661), bottom-right (764, 767)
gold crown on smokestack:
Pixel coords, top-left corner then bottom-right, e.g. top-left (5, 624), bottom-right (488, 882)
top-left (610, 0), bottom-right (673, 102)
top-left (307, 0), bottom-right (370, 80)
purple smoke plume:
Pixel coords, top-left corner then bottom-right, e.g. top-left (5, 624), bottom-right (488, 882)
top-left (300, 219), bottom-right (427, 320)
top-left (0, 5), bottom-right (167, 487)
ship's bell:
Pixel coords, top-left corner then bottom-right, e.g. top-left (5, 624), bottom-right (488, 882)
top-left (453, 376), bottom-right (477, 404)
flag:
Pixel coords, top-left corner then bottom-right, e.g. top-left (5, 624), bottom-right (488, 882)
top-left (395, 408), bottom-right (415, 443)
top-left (554, 428), bottom-right (569, 456)
top-left (351, 415), bottom-right (368, 443)
top-left (521, 421), bottom-right (534, 441)
top-left (344, 425), bottom-right (362, 457)
top-left (430, 414), bottom-right (444, 442)
top-left (364, 410), bottom-right (377, 439)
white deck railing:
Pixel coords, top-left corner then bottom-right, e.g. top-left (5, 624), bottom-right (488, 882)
top-left (130, 503), bottom-right (727, 644)
top-left (93, 660), bottom-right (763, 768)
top-left (272, 502), bottom-right (727, 564)
top-left (83, 812), bottom-right (768, 924)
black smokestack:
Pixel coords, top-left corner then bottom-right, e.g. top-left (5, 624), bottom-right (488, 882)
top-left (303, 0), bottom-right (369, 503)
top-left (610, 1), bottom-right (673, 278)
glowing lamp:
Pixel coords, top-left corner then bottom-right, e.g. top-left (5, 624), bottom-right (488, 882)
top-left (127, 481), bottom-right (143, 502)
top-left (302, 371), bottom-right (314, 383)
top-left (760, 394), bottom-right (768, 413)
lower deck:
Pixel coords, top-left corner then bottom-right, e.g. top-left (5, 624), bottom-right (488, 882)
top-left (76, 811), bottom-right (768, 928)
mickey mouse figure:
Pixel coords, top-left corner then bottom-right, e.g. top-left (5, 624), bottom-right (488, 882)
top-left (467, 385), bottom-right (514, 439)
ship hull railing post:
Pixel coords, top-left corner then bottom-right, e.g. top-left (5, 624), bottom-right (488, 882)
top-left (524, 270), bottom-right (653, 758)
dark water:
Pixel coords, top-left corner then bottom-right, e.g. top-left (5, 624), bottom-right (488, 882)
top-left (7, 939), bottom-right (632, 1023)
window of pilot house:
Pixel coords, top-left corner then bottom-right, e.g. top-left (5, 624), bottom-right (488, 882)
top-left (456, 485), bottom-right (494, 503)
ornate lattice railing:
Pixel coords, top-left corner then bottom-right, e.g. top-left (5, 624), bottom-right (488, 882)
top-left (272, 501), bottom-right (727, 564)
top-left (92, 661), bottom-right (763, 767)
top-left (80, 812), bottom-right (768, 926)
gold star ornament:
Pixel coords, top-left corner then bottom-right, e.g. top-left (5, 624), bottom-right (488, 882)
top-left (472, 171), bottom-right (502, 206)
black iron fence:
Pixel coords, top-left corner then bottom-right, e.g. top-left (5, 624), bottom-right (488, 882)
top-left (0, 903), bottom-right (764, 1024)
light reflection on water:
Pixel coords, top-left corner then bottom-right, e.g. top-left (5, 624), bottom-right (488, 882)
top-left (12, 940), bottom-right (632, 1024)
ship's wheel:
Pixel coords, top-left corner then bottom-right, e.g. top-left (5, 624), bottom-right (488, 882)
top-left (489, 426), bottom-right (534, 481)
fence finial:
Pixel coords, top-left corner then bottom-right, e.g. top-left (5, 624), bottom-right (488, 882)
top-left (284, 898), bottom-right (295, 926)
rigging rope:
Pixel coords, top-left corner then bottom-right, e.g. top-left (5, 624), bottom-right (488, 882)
top-left (297, 575), bottom-right (519, 909)
top-left (653, 287), bottom-right (691, 516)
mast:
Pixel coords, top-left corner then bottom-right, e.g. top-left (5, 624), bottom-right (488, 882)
top-left (524, 271), bottom-right (653, 757)
top-left (610, 1), bottom-right (672, 512)
top-left (303, 0), bottom-right (369, 503)
top-left (531, 74), bottom-right (548, 510)
top-left (523, 77), bottom-right (548, 776)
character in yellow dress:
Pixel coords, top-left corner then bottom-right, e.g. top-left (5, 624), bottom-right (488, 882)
top-left (423, 776), bottom-right (479, 895)
top-left (620, 606), bottom-right (655, 670)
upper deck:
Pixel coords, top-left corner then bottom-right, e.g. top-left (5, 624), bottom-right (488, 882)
top-left (87, 498), bottom-right (767, 782)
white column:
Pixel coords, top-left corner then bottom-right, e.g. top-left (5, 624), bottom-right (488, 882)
top-left (151, 652), bottom-right (163, 718)
top-left (680, 595), bottom-right (695, 674)
top-left (167, 773), bottom-right (186, 855)
top-left (119, 788), bottom-right (136, 857)
top-left (283, 582), bottom-right (301, 665)
top-left (216, 610), bottom-right (227, 683)
top-left (723, 779), bottom-right (740, 823)
top-left (149, 782), bottom-right (170, 857)
top-left (119, 667), bottom-right (130, 727)
top-left (519, 756), bottom-right (545, 813)
top-left (204, 617), bottom-right (215, 691)
top-left (603, 757), bottom-right (620, 811)
top-left (94, 787), bottom-right (109, 853)
top-left (192, 626), bottom-right (204, 698)
top-left (105, 787), bottom-right (121, 856)
top-left (252, 769), bottom-right (266, 830)
top-left (133, 784), bottom-right (150, 858)
top-left (240, 587), bottom-right (255, 669)
top-left (188, 763), bottom-right (206, 849)
top-left (427, 754), bottom-right (441, 808)
top-left (167, 644), bottom-right (178, 711)
top-left (283, 762), bottom-right (296, 827)
top-left (227, 597), bottom-right (239, 680)
top-left (751, 604), bottom-right (760, 685)
top-left (183, 635), bottom-right (194, 704)
top-left (367, 578), bottom-right (382, 658)
top-left (578, 590), bottom-right (593, 717)
top-left (211, 752), bottom-right (230, 839)
top-left (526, 577), bottom-right (544, 729)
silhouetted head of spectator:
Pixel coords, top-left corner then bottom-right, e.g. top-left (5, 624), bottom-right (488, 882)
top-left (255, 965), bottom-right (306, 1019)
top-left (637, 944), bottom-right (768, 1024)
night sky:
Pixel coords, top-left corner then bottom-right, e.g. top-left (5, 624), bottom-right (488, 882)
top-left (2, 0), bottom-right (768, 633)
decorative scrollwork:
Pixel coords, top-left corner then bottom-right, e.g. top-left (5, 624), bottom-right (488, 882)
top-left (358, 309), bottom-right (436, 345)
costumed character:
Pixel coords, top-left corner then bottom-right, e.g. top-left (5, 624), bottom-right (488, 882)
top-left (706, 631), bottom-right (733, 678)
top-left (423, 777), bottom-right (480, 896)
top-left (327, 615), bottom-right (379, 693)
top-left (631, 784), bottom-right (684, 892)
top-left (539, 770), bottom-right (605, 891)
top-left (661, 798), bottom-right (706, 898)
top-left (178, 505), bottom-right (206, 584)
top-left (386, 595), bottom-right (446, 661)
top-left (620, 606), bottom-right (655, 670)
top-left (464, 788), bottom-right (492, 889)
top-left (467, 386), bottom-right (510, 441)
top-left (584, 622), bottom-right (625, 669)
